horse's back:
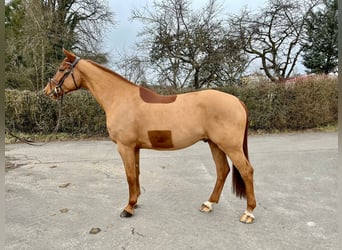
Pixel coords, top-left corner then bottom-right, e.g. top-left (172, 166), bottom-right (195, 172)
top-left (180, 89), bottom-right (245, 116)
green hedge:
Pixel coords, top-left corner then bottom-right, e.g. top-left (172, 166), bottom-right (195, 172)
top-left (5, 76), bottom-right (338, 136)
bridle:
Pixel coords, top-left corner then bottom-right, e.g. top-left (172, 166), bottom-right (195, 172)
top-left (48, 56), bottom-right (81, 98)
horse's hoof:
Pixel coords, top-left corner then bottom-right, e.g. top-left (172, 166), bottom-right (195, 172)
top-left (200, 201), bottom-right (213, 213)
top-left (120, 209), bottom-right (133, 218)
top-left (240, 210), bottom-right (255, 224)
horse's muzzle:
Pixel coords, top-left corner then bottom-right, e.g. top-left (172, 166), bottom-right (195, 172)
top-left (44, 84), bottom-right (60, 99)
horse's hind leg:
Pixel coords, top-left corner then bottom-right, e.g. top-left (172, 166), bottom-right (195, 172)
top-left (228, 149), bottom-right (256, 223)
top-left (200, 141), bottom-right (230, 213)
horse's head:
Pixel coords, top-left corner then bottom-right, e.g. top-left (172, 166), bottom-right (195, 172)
top-left (44, 49), bottom-right (82, 99)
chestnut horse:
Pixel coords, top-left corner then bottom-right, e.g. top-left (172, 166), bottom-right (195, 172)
top-left (44, 49), bottom-right (256, 223)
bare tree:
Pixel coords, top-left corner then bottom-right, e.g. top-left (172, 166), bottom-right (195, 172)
top-left (113, 50), bottom-right (149, 85)
top-left (230, 0), bottom-right (321, 82)
top-left (5, 0), bottom-right (114, 90)
top-left (132, 0), bottom-right (248, 88)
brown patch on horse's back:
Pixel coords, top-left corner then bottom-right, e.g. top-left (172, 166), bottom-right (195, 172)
top-left (148, 130), bottom-right (173, 148)
top-left (139, 87), bottom-right (177, 104)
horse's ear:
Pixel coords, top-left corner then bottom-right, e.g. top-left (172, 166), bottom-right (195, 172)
top-left (63, 48), bottom-right (76, 61)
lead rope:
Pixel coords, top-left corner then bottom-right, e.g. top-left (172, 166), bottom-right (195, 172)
top-left (53, 95), bottom-right (63, 134)
top-left (5, 95), bottom-right (64, 146)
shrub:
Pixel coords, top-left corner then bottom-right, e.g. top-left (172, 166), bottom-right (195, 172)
top-left (215, 75), bottom-right (337, 131)
top-left (5, 89), bottom-right (107, 135)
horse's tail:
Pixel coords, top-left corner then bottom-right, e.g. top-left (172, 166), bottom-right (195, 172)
top-left (232, 101), bottom-right (249, 199)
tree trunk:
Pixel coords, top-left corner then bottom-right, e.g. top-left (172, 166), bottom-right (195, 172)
top-left (193, 68), bottom-right (199, 89)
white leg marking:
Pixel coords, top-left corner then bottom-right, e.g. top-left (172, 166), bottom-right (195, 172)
top-left (200, 200), bottom-right (214, 212)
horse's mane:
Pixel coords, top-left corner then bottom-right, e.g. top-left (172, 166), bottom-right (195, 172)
top-left (86, 60), bottom-right (136, 86)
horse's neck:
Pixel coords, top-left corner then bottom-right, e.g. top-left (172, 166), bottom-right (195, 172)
top-left (79, 60), bottom-right (137, 113)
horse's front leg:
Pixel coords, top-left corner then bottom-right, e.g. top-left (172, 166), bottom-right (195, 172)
top-left (135, 148), bottom-right (141, 198)
top-left (117, 143), bottom-right (139, 218)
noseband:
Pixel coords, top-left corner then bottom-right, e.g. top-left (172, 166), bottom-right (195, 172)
top-left (48, 57), bottom-right (80, 98)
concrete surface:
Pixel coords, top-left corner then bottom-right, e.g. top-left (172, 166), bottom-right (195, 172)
top-left (5, 132), bottom-right (338, 250)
